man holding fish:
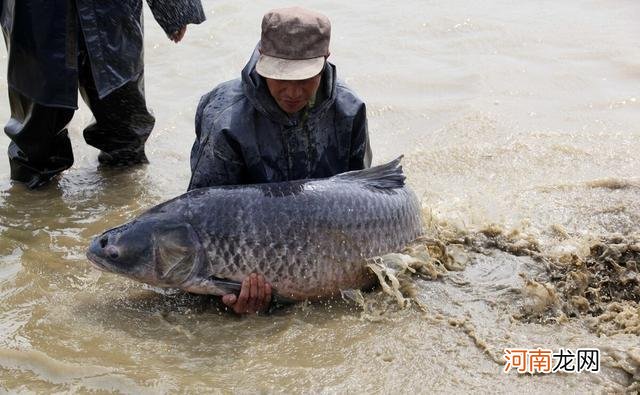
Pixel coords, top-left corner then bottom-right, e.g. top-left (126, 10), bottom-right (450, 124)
top-left (188, 7), bottom-right (372, 314)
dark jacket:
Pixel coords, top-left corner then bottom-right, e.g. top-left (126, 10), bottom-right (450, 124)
top-left (188, 49), bottom-right (372, 190)
top-left (0, 0), bottom-right (205, 109)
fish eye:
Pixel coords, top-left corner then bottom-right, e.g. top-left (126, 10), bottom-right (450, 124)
top-left (106, 246), bottom-right (119, 260)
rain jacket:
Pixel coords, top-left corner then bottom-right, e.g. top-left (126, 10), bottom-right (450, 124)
top-left (0, 0), bottom-right (205, 109)
top-left (188, 49), bottom-right (372, 190)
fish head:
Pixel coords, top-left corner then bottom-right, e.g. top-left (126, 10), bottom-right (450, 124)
top-left (86, 215), bottom-right (205, 288)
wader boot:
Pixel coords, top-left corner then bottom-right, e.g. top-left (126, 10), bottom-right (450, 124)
top-left (5, 89), bottom-right (75, 189)
top-left (77, 31), bottom-right (155, 167)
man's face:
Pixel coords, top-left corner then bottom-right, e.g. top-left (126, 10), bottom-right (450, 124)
top-left (265, 74), bottom-right (322, 115)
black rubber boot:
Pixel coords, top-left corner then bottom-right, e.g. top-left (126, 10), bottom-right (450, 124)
top-left (8, 130), bottom-right (74, 189)
top-left (97, 147), bottom-right (149, 167)
top-left (4, 89), bottom-right (75, 189)
top-left (78, 38), bottom-right (155, 168)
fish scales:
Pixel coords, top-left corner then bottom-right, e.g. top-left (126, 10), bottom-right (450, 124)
top-left (86, 158), bottom-right (423, 301)
top-left (194, 182), bottom-right (421, 299)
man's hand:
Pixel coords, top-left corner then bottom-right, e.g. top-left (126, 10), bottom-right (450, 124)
top-left (222, 273), bottom-right (272, 315)
top-left (169, 26), bottom-right (187, 43)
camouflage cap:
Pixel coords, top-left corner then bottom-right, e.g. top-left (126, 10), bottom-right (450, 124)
top-left (256, 7), bottom-right (331, 80)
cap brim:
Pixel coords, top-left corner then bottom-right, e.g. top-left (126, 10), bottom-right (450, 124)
top-left (256, 54), bottom-right (325, 80)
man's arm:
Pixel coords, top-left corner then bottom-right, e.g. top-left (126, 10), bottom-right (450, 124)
top-left (188, 94), bottom-right (247, 190)
top-left (349, 102), bottom-right (373, 170)
top-left (146, 0), bottom-right (205, 41)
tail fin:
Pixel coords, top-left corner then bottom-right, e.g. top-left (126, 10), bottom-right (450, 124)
top-left (332, 156), bottom-right (405, 189)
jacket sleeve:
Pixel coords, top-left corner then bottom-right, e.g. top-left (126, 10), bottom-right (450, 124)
top-left (0, 0), bottom-right (11, 34)
top-left (188, 93), bottom-right (246, 191)
top-left (349, 102), bottom-right (373, 170)
top-left (146, 0), bottom-right (206, 36)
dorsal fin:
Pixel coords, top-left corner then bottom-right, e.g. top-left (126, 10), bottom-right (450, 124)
top-left (332, 156), bottom-right (405, 189)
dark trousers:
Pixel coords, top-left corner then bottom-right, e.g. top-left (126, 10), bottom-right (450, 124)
top-left (4, 36), bottom-right (155, 188)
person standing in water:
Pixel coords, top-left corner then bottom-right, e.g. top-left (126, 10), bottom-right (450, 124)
top-left (189, 7), bottom-right (372, 314)
top-left (0, 0), bottom-right (206, 188)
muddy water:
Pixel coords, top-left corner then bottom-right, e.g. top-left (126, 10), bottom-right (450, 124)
top-left (1, 0), bottom-right (639, 392)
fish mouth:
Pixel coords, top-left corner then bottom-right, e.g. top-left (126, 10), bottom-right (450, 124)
top-left (86, 242), bottom-right (126, 276)
top-left (86, 236), bottom-right (125, 275)
top-left (85, 250), bottom-right (114, 273)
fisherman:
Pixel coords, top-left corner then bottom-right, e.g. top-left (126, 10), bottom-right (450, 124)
top-left (188, 7), bottom-right (372, 314)
top-left (0, 0), bottom-right (206, 188)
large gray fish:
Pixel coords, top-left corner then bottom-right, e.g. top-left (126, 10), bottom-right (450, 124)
top-left (86, 158), bottom-right (423, 301)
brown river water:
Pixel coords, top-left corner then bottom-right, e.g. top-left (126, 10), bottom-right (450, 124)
top-left (1, 0), bottom-right (639, 392)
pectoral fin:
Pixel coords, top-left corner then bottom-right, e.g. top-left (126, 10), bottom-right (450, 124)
top-left (182, 277), bottom-right (242, 296)
top-left (183, 276), bottom-right (296, 305)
